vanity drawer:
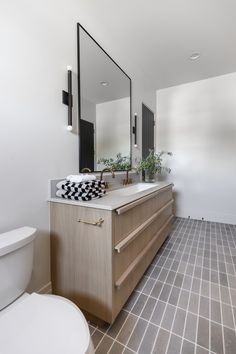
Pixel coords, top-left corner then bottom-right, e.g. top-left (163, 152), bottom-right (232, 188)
top-left (113, 201), bottom-right (173, 281)
top-left (112, 216), bottom-right (173, 319)
top-left (114, 186), bottom-right (173, 245)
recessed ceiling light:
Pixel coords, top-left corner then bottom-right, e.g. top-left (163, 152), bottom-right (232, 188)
top-left (100, 81), bottom-right (109, 86)
top-left (189, 52), bottom-right (200, 60)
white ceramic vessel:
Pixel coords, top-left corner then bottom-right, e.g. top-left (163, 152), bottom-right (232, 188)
top-left (0, 227), bottom-right (94, 354)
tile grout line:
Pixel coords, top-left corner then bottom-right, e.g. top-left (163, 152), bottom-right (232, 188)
top-left (134, 218), bottom-right (186, 353)
top-left (150, 217), bottom-right (195, 354)
top-left (150, 218), bottom-right (190, 353)
top-left (179, 219), bottom-right (201, 354)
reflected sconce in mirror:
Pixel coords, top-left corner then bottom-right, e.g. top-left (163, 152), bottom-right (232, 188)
top-left (62, 65), bottom-right (73, 131)
top-left (133, 113), bottom-right (138, 147)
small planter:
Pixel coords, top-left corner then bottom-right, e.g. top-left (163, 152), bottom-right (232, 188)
top-left (144, 170), bottom-right (155, 183)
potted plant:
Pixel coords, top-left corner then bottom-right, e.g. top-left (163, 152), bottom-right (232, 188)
top-left (136, 150), bottom-right (172, 182)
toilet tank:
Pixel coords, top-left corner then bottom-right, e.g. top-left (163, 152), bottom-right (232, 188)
top-left (0, 227), bottom-right (36, 310)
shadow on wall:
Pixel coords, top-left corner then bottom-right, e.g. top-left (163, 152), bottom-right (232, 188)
top-left (26, 229), bottom-right (51, 294)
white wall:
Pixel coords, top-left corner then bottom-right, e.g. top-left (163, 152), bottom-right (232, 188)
top-left (96, 97), bottom-right (130, 160)
top-left (156, 72), bottom-right (236, 224)
top-left (0, 0), bottom-right (156, 292)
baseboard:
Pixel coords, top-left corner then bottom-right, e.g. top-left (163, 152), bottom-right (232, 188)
top-left (37, 282), bottom-right (52, 294)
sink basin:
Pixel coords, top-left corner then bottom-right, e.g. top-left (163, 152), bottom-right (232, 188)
top-left (112, 183), bottom-right (157, 196)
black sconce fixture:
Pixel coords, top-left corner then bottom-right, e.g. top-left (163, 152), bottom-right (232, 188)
top-left (62, 66), bottom-right (73, 131)
top-left (133, 113), bottom-right (138, 147)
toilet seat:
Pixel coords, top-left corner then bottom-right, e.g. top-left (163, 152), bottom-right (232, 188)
top-left (0, 293), bottom-right (92, 354)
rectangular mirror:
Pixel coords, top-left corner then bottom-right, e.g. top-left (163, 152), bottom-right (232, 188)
top-left (77, 24), bottom-right (132, 172)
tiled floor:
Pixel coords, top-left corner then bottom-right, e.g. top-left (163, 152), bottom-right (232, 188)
top-left (89, 217), bottom-right (236, 354)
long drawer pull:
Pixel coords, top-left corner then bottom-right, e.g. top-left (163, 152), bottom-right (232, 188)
top-left (115, 215), bottom-right (174, 289)
top-left (115, 199), bottom-right (174, 253)
top-left (77, 218), bottom-right (104, 226)
top-left (115, 184), bottom-right (173, 215)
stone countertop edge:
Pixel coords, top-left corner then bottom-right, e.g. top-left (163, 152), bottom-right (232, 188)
top-left (48, 181), bottom-right (174, 211)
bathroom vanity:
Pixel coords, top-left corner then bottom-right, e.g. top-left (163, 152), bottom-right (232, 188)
top-left (50, 182), bottom-right (174, 324)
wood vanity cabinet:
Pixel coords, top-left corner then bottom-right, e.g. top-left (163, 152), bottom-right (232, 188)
top-left (50, 184), bottom-right (174, 324)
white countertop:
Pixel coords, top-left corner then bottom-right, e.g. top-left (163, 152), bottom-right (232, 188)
top-left (48, 181), bottom-right (173, 211)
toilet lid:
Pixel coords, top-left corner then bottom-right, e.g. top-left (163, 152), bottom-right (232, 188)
top-left (0, 293), bottom-right (90, 354)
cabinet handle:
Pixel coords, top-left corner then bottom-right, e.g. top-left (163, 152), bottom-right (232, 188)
top-left (77, 218), bottom-right (104, 226)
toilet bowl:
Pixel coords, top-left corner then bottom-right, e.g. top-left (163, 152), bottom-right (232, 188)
top-left (0, 227), bottom-right (94, 354)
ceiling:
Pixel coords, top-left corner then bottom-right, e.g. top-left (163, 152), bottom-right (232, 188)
top-left (80, 26), bottom-right (130, 104)
top-left (79, 0), bottom-right (236, 90)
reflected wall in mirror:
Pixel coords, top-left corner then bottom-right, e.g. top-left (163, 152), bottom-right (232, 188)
top-left (78, 24), bottom-right (131, 172)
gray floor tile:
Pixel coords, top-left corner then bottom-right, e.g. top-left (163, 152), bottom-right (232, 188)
top-left (150, 300), bottom-right (166, 325)
top-left (211, 299), bottom-right (221, 324)
top-left (95, 335), bottom-right (114, 354)
top-left (168, 286), bottom-right (180, 306)
top-left (211, 322), bottom-right (224, 354)
top-left (151, 281), bottom-right (164, 299)
top-left (224, 326), bottom-right (236, 354)
top-left (138, 323), bottom-right (158, 354)
top-left (161, 304), bottom-right (176, 331)
top-left (131, 294), bottom-right (148, 316)
top-left (197, 317), bottom-right (209, 350)
top-left (182, 340), bottom-right (195, 354)
top-left (211, 283), bottom-right (220, 302)
top-left (124, 291), bottom-right (140, 311)
top-left (140, 297), bottom-right (156, 320)
top-left (159, 283), bottom-right (172, 302)
top-left (166, 270), bottom-right (176, 285)
top-left (201, 280), bottom-right (210, 298)
top-left (107, 311), bottom-right (129, 338)
top-left (222, 303), bottom-right (235, 329)
top-left (174, 273), bottom-right (184, 288)
top-left (166, 334), bottom-right (182, 354)
top-left (92, 330), bottom-right (104, 349)
top-left (123, 348), bottom-right (134, 354)
top-left (109, 341), bottom-right (125, 354)
top-left (220, 286), bottom-right (231, 305)
top-left (152, 328), bottom-right (170, 354)
top-left (196, 345), bottom-right (209, 354)
top-left (178, 290), bottom-right (190, 310)
top-left (142, 278), bottom-right (155, 295)
top-left (188, 292), bottom-right (199, 314)
top-left (116, 314), bottom-right (137, 345)
top-left (158, 268), bottom-right (169, 282)
top-left (126, 318), bottom-right (148, 352)
top-left (199, 296), bottom-right (209, 319)
top-left (184, 312), bottom-right (197, 342)
top-left (172, 308), bottom-right (186, 336)
top-left (182, 275), bottom-right (192, 290)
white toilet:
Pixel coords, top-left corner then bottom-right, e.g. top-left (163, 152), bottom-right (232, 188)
top-left (0, 227), bottom-right (94, 354)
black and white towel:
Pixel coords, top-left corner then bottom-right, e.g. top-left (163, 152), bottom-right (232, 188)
top-left (56, 188), bottom-right (106, 201)
top-left (56, 179), bottom-right (105, 193)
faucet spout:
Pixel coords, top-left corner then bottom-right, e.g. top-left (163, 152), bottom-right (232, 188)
top-left (100, 168), bottom-right (115, 186)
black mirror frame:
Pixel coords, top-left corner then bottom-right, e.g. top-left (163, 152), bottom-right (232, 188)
top-left (77, 23), bottom-right (132, 172)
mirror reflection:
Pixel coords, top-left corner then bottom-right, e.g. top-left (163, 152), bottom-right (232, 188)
top-left (78, 25), bottom-right (131, 172)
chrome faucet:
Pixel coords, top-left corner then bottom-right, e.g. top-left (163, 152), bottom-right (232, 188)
top-left (100, 168), bottom-right (115, 189)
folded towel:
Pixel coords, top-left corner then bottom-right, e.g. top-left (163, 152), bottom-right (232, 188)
top-left (56, 188), bottom-right (106, 201)
top-left (66, 174), bottom-right (96, 183)
top-left (57, 179), bottom-right (105, 192)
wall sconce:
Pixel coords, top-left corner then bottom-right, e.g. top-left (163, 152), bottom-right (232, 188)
top-left (62, 65), bottom-right (73, 131)
top-left (133, 113), bottom-right (138, 147)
